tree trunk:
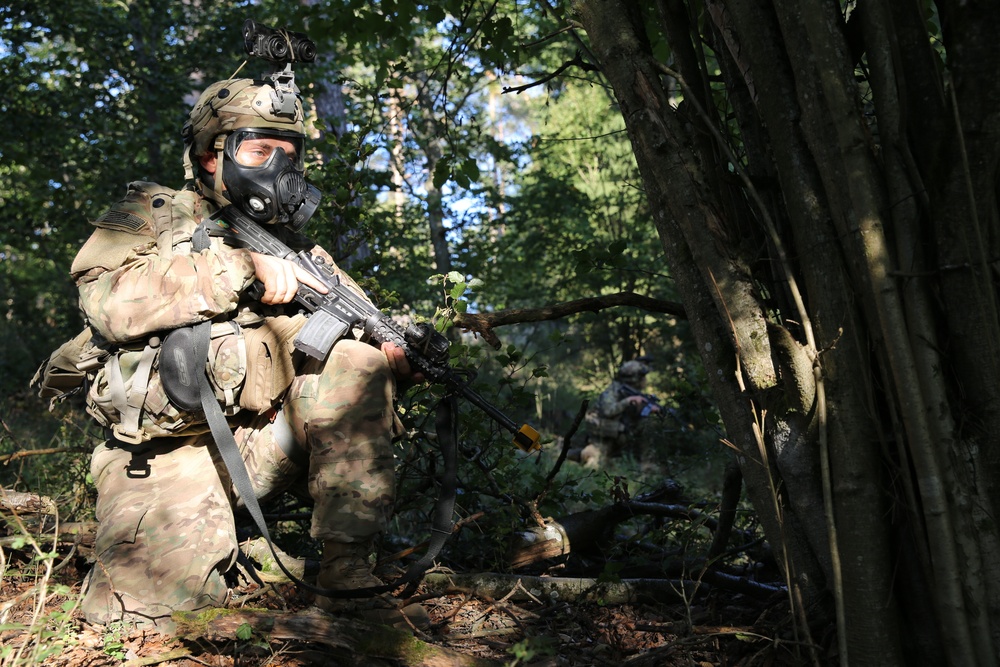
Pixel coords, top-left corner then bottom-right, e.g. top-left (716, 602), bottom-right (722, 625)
top-left (571, 3), bottom-right (828, 648)
top-left (571, 0), bottom-right (1000, 664)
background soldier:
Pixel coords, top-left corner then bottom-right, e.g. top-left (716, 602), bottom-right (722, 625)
top-left (62, 58), bottom-right (426, 631)
top-left (579, 359), bottom-right (661, 468)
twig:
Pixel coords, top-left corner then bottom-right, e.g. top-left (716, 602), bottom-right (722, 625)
top-left (0, 447), bottom-right (90, 465)
top-left (501, 51), bottom-right (599, 95)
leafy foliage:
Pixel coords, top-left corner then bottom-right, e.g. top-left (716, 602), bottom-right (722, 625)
top-left (1, 5), bottom-right (735, 658)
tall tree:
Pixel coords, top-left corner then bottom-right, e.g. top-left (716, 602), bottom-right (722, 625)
top-left (0, 0), bottom-right (250, 395)
top-left (562, 0), bottom-right (1000, 664)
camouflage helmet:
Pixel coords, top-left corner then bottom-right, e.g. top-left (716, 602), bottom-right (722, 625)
top-left (182, 77), bottom-right (305, 181)
top-left (618, 360), bottom-right (651, 382)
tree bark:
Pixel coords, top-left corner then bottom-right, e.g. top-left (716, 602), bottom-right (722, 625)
top-left (571, 0), bottom-right (825, 616)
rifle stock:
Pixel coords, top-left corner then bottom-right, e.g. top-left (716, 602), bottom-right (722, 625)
top-left (211, 206), bottom-right (541, 452)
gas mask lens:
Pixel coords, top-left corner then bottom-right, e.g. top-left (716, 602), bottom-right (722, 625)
top-left (227, 129), bottom-right (305, 170)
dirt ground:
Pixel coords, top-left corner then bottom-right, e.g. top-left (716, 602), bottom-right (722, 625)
top-left (0, 552), bottom-right (830, 667)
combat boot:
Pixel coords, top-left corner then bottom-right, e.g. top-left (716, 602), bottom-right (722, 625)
top-left (314, 540), bottom-right (430, 631)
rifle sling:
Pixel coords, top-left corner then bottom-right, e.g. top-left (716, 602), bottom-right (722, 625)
top-left (190, 222), bottom-right (457, 599)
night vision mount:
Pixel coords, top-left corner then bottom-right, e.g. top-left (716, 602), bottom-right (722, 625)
top-left (242, 19), bottom-right (316, 119)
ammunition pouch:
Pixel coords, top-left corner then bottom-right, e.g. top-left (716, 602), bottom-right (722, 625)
top-left (86, 322), bottom-right (247, 443)
top-left (31, 328), bottom-right (104, 409)
top-left (239, 314), bottom-right (305, 413)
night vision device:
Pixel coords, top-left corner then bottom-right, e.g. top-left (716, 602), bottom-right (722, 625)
top-left (243, 19), bottom-right (316, 65)
top-left (241, 19), bottom-right (316, 120)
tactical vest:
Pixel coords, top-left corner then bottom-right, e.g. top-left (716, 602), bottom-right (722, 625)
top-left (34, 181), bottom-right (251, 443)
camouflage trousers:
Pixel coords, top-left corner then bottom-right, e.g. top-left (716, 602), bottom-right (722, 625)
top-left (80, 339), bottom-right (397, 630)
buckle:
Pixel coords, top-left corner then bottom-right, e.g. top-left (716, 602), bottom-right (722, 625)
top-left (111, 423), bottom-right (147, 446)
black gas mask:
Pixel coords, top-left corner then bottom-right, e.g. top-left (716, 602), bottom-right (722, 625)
top-left (221, 128), bottom-right (321, 231)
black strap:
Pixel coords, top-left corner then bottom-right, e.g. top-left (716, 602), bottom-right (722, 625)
top-left (190, 320), bottom-right (457, 598)
top-left (190, 220), bottom-right (457, 598)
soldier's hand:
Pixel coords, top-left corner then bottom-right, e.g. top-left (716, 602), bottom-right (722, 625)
top-left (626, 395), bottom-right (647, 406)
top-left (382, 342), bottom-right (426, 385)
top-left (249, 253), bottom-right (328, 305)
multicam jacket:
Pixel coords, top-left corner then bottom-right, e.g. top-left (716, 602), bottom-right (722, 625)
top-left (585, 380), bottom-right (645, 441)
top-left (66, 180), bottom-right (369, 443)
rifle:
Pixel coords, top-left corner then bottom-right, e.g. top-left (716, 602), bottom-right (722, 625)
top-left (619, 383), bottom-right (663, 418)
top-left (209, 205), bottom-right (541, 453)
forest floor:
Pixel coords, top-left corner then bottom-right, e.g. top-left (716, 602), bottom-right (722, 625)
top-left (1, 403), bottom-right (833, 665)
top-left (0, 551), bottom-right (830, 667)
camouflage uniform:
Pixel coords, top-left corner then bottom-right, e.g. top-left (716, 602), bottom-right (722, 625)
top-left (581, 361), bottom-right (654, 467)
top-left (70, 77), bottom-right (400, 630)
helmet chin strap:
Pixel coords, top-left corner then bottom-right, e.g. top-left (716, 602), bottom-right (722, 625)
top-left (211, 136), bottom-right (232, 208)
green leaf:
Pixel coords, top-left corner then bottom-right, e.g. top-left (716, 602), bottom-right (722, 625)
top-left (460, 157), bottom-right (480, 182)
top-left (608, 239), bottom-right (628, 255)
top-left (236, 622), bottom-right (254, 641)
top-left (433, 157), bottom-right (452, 190)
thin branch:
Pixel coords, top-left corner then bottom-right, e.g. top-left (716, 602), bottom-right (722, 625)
top-left (519, 24), bottom-right (578, 49)
top-left (502, 51), bottom-right (599, 95)
top-left (0, 447), bottom-right (90, 465)
top-left (541, 400), bottom-right (589, 489)
top-left (453, 291), bottom-right (685, 349)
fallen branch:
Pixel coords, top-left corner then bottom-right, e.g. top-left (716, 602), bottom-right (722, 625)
top-left (0, 522), bottom-right (96, 549)
top-left (422, 572), bottom-right (702, 605)
top-left (122, 647), bottom-right (193, 667)
top-left (0, 447), bottom-right (90, 465)
top-left (508, 484), bottom-right (690, 567)
top-left (172, 607), bottom-right (500, 667)
top-left (0, 490), bottom-right (58, 515)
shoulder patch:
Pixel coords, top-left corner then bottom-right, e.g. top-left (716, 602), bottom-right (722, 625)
top-left (94, 208), bottom-right (150, 233)
top-left (92, 181), bottom-right (178, 234)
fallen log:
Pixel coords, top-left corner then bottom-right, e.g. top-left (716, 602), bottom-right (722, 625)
top-left (172, 607), bottom-right (500, 667)
top-left (507, 481), bottom-right (759, 570)
top-left (0, 522), bottom-right (96, 549)
top-left (422, 572), bottom-right (702, 605)
top-left (507, 503), bottom-right (714, 570)
top-left (0, 489), bottom-right (58, 516)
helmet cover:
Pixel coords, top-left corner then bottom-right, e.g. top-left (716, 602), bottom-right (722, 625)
top-left (618, 360), bottom-right (651, 381)
top-left (183, 78), bottom-right (305, 168)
